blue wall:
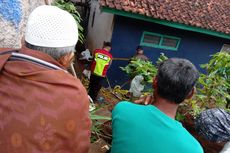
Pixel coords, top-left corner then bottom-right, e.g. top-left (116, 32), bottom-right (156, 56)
top-left (107, 16), bottom-right (229, 87)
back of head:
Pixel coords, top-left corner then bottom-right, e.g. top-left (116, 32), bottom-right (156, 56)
top-left (136, 45), bottom-right (143, 54)
top-left (136, 45), bottom-right (143, 51)
top-left (25, 5), bottom-right (78, 59)
top-left (103, 42), bottom-right (112, 48)
top-left (157, 58), bottom-right (199, 104)
top-left (103, 41), bottom-right (112, 51)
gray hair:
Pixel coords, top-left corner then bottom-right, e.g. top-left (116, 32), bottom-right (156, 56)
top-left (25, 41), bottom-right (75, 60)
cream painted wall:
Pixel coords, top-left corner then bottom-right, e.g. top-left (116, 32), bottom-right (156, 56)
top-left (86, 0), bottom-right (114, 52)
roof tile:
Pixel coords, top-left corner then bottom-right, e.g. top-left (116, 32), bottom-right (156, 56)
top-left (100, 0), bottom-right (230, 34)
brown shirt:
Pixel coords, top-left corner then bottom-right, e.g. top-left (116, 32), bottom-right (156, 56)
top-left (134, 54), bottom-right (149, 61)
top-left (0, 48), bottom-right (91, 153)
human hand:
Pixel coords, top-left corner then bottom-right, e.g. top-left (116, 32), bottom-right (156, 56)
top-left (134, 95), bottom-right (154, 105)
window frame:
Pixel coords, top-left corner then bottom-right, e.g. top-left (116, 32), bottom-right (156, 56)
top-left (220, 44), bottom-right (230, 53)
top-left (140, 31), bottom-right (181, 51)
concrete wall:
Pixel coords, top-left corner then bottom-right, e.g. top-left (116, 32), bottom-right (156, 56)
top-left (86, 0), bottom-right (114, 52)
top-left (0, 0), bottom-right (53, 49)
top-left (107, 15), bottom-right (230, 87)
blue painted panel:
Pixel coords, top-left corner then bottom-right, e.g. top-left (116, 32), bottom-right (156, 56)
top-left (0, 0), bottom-right (22, 27)
top-left (107, 16), bottom-right (230, 87)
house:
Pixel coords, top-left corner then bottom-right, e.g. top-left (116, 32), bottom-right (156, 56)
top-left (86, 0), bottom-right (230, 87)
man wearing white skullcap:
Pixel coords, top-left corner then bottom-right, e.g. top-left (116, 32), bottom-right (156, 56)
top-left (0, 5), bottom-right (91, 153)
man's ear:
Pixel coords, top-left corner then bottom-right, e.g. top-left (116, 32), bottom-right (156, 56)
top-left (186, 87), bottom-right (196, 99)
top-left (58, 52), bottom-right (74, 68)
top-left (153, 77), bottom-right (158, 90)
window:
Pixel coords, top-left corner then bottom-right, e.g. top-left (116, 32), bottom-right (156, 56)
top-left (220, 44), bottom-right (230, 53)
top-left (140, 31), bottom-right (181, 51)
top-left (143, 33), bottom-right (161, 45)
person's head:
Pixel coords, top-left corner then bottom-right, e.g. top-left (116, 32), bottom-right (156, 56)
top-left (154, 58), bottom-right (199, 104)
top-left (103, 42), bottom-right (112, 52)
top-left (136, 46), bottom-right (144, 55)
top-left (25, 5), bottom-right (78, 68)
top-left (195, 108), bottom-right (230, 143)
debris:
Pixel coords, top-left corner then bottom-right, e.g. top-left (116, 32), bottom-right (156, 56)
top-left (89, 138), bottom-right (110, 153)
top-left (129, 75), bottom-right (144, 97)
top-left (79, 49), bottom-right (93, 61)
top-left (83, 69), bottom-right (91, 79)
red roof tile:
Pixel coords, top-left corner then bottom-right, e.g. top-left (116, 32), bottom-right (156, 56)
top-left (100, 0), bottom-right (230, 35)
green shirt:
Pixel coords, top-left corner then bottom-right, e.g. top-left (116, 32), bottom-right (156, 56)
top-left (111, 102), bottom-right (203, 153)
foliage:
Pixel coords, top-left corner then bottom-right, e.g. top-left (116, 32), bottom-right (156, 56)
top-left (120, 53), bottom-right (168, 84)
top-left (156, 53), bottom-right (168, 66)
top-left (175, 112), bottom-right (185, 121)
top-left (120, 58), bottom-right (157, 84)
top-left (53, 0), bottom-right (84, 43)
top-left (121, 51), bottom-right (229, 119)
top-left (90, 108), bottom-right (111, 143)
top-left (186, 52), bottom-right (230, 117)
top-left (201, 52), bottom-right (230, 82)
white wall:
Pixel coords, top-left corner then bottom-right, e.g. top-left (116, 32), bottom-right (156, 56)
top-left (86, 0), bottom-right (114, 52)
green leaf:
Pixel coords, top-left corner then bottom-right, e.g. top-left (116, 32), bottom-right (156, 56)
top-left (52, 0), bottom-right (84, 43)
top-left (90, 115), bottom-right (111, 120)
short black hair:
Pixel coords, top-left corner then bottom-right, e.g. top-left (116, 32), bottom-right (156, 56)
top-left (157, 58), bottom-right (199, 104)
top-left (103, 42), bottom-right (112, 47)
top-left (136, 45), bottom-right (143, 51)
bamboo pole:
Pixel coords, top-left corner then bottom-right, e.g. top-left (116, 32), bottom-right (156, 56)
top-left (113, 57), bottom-right (130, 61)
top-left (70, 62), bottom-right (77, 78)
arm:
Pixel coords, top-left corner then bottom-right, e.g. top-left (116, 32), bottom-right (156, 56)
top-left (108, 59), bottom-right (112, 68)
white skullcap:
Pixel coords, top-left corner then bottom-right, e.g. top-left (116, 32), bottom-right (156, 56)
top-left (25, 5), bottom-right (78, 48)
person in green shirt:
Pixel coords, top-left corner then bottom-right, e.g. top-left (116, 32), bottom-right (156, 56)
top-left (110, 58), bottom-right (204, 153)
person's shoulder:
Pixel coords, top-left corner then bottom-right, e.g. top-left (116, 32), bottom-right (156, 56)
top-left (112, 102), bottom-right (142, 121)
top-left (108, 52), bottom-right (113, 58)
top-left (112, 101), bottom-right (143, 114)
top-left (94, 49), bottom-right (101, 52)
top-left (179, 127), bottom-right (204, 153)
top-left (0, 48), bottom-right (14, 53)
top-left (93, 49), bottom-right (100, 54)
top-left (114, 101), bottom-right (133, 108)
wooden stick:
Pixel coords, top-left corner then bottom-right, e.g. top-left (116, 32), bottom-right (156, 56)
top-left (70, 63), bottom-right (77, 78)
top-left (113, 58), bottom-right (130, 61)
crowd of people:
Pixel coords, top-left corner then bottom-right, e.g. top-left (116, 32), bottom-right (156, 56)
top-left (0, 5), bottom-right (229, 153)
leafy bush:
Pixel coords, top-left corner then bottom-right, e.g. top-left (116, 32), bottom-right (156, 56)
top-left (120, 53), bottom-right (168, 84)
top-left (201, 51), bottom-right (230, 82)
top-left (53, 0), bottom-right (84, 43)
top-left (121, 52), bottom-right (229, 118)
top-left (120, 59), bottom-right (157, 83)
top-left (186, 52), bottom-right (230, 117)
top-left (90, 108), bottom-right (111, 143)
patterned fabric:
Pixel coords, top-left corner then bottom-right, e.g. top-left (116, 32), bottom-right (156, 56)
top-left (195, 108), bottom-right (230, 143)
top-left (0, 48), bottom-right (91, 153)
top-left (133, 54), bottom-right (149, 61)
